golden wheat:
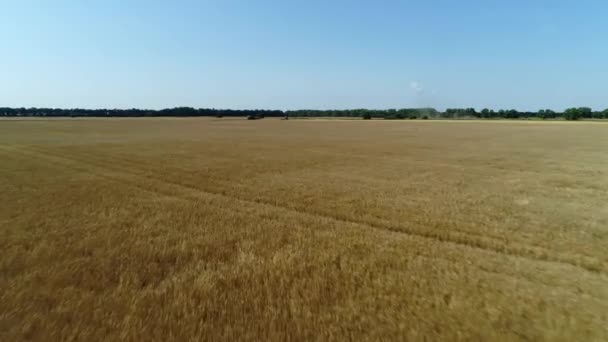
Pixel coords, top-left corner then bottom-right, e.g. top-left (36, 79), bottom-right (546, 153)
top-left (1, 118), bottom-right (607, 341)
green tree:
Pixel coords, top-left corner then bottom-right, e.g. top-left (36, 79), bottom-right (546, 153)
top-left (578, 107), bottom-right (592, 118)
top-left (564, 108), bottom-right (581, 121)
top-left (481, 108), bottom-right (490, 118)
top-left (538, 109), bottom-right (547, 119)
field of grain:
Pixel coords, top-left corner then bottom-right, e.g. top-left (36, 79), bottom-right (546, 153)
top-left (1, 118), bottom-right (607, 341)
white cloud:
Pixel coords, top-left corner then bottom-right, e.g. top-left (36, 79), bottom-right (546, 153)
top-left (410, 81), bottom-right (424, 94)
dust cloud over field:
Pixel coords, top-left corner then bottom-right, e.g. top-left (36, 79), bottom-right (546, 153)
top-left (1, 118), bottom-right (607, 341)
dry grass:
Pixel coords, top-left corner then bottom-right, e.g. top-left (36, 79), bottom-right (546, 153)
top-left (1, 118), bottom-right (608, 341)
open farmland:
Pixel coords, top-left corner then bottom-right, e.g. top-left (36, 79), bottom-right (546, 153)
top-left (1, 118), bottom-right (608, 341)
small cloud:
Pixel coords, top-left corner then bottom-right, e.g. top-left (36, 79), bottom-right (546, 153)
top-left (410, 81), bottom-right (424, 94)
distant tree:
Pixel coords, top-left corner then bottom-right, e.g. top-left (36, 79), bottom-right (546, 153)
top-left (481, 108), bottom-right (490, 118)
top-left (538, 109), bottom-right (546, 119)
top-left (387, 112), bottom-right (405, 120)
top-left (420, 108), bottom-right (439, 118)
top-left (505, 109), bottom-right (519, 119)
top-left (362, 113), bottom-right (372, 120)
top-left (578, 107), bottom-right (592, 118)
top-left (564, 108), bottom-right (582, 121)
top-left (443, 109), bottom-right (456, 118)
top-left (465, 108), bottom-right (478, 117)
top-left (538, 109), bottom-right (556, 119)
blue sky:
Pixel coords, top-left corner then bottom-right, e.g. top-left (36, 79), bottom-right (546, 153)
top-left (1, 0), bottom-right (607, 111)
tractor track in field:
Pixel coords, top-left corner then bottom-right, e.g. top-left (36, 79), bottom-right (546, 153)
top-left (11, 145), bottom-right (533, 246)
top-left (3, 144), bottom-right (604, 276)
top-left (10, 143), bottom-right (608, 275)
top-left (3, 144), bottom-right (608, 301)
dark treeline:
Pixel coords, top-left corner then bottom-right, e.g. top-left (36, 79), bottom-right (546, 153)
top-left (0, 107), bottom-right (284, 118)
top-left (1, 106), bottom-right (607, 120)
top-left (287, 107), bottom-right (608, 120)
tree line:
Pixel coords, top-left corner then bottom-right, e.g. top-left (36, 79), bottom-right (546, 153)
top-left (0, 107), bottom-right (284, 118)
top-left (288, 107), bottom-right (608, 120)
top-left (1, 106), bottom-right (606, 120)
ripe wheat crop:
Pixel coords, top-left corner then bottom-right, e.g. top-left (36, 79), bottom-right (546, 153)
top-left (1, 118), bottom-right (607, 341)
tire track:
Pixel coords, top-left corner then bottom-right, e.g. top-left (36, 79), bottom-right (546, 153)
top-left (80, 150), bottom-right (574, 252)
top-left (0, 145), bottom-right (186, 204)
top-left (4, 144), bottom-right (608, 298)
top-left (29, 146), bottom-right (592, 262)
top-left (16, 144), bottom-right (606, 274)
top-left (24, 145), bottom-right (514, 242)
top-left (29, 146), bottom-right (523, 247)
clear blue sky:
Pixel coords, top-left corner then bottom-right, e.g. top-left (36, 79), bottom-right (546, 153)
top-left (1, 0), bottom-right (607, 111)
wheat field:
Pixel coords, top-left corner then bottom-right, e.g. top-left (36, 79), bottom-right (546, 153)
top-left (1, 118), bottom-right (607, 341)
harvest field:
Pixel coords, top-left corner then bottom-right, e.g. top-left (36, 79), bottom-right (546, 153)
top-left (1, 118), bottom-right (608, 341)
